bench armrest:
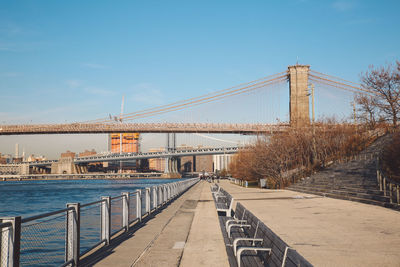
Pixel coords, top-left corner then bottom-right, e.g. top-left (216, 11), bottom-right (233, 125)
top-left (228, 224), bottom-right (251, 238)
top-left (233, 238), bottom-right (263, 256)
top-left (236, 247), bottom-right (271, 267)
top-left (225, 219), bottom-right (247, 233)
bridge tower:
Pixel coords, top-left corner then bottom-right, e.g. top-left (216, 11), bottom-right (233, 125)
top-left (288, 65), bottom-right (310, 127)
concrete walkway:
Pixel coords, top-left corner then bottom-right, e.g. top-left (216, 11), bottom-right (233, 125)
top-left (220, 180), bottom-right (400, 267)
top-left (83, 181), bottom-right (228, 266)
top-left (180, 181), bottom-right (229, 267)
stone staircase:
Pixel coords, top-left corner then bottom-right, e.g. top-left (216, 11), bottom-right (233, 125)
top-left (287, 135), bottom-right (399, 210)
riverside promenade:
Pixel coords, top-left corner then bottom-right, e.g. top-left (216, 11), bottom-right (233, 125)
top-left (82, 181), bottom-right (229, 266)
top-left (82, 179), bottom-right (400, 267)
top-left (219, 180), bottom-right (400, 267)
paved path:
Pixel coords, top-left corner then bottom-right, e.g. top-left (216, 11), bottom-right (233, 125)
top-left (180, 181), bottom-right (229, 267)
top-left (220, 180), bottom-right (400, 267)
top-left (83, 181), bottom-right (228, 266)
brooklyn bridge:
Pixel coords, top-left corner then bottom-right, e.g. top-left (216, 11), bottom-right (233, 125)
top-left (0, 65), bottom-right (372, 136)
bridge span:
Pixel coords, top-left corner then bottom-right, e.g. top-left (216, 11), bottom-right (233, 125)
top-left (0, 123), bottom-right (288, 135)
top-left (10, 146), bottom-right (240, 167)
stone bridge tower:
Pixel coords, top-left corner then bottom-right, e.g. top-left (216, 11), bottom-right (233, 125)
top-left (288, 65), bottom-right (310, 127)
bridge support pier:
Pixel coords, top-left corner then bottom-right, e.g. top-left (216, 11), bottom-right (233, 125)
top-left (288, 65), bottom-right (310, 127)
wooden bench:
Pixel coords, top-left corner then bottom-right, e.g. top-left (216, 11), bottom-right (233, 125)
top-left (214, 188), bottom-right (234, 217)
top-left (231, 207), bottom-right (313, 267)
top-left (225, 202), bottom-right (248, 234)
top-left (211, 184), bottom-right (226, 202)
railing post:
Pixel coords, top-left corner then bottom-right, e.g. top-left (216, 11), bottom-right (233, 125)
top-left (136, 189), bottom-right (142, 222)
top-left (389, 183), bottom-right (393, 204)
top-left (153, 187), bottom-right (157, 210)
top-left (101, 197), bottom-right (111, 245)
top-left (397, 185), bottom-right (400, 205)
top-left (0, 217), bottom-right (21, 267)
top-left (157, 186), bottom-right (161, 207)
top-left (145, 188), bottom-right (150, 214)
top-left (161, 186), bottom-right (164, 204)
top-left (383, 176), bottom-right (387, 196)
top-left (66, 203), bottom-right (80, 267)
top-left (122, 192), bottom-right (129, 231)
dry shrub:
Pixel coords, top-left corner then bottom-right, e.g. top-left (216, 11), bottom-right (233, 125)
top-left (382, 131), bottom-right (400, 182)
top-left (229, 122), bottom-right (374, 188)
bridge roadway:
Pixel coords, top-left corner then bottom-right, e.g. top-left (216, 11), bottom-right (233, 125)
top-left (0, 122), bottom-right (289, 135)
top-left (12, 146), bottom-right (240, 167)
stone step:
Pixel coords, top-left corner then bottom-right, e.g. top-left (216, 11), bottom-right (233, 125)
top-left (301, 181), bottom-right (378, 189)
top-left (287, 187), bottom-right (400, 210)
top-left (288, 185), bottom-right (390, 202)
top-left (291, 184), bottom-right (384, 196)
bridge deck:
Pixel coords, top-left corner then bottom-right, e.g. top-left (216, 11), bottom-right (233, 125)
top-left (0, 123), bottom-right (288, 135)
top-left (219, 180), bottom-right (400, 267)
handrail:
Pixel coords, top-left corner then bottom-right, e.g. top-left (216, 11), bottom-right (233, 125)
top-left (0, 221), bottom-right (12, 228)
top-left (80, 199), bottom-right (106, 208)
top-left (21, 207), bottom-right (73, 223)
top-left (375, 147), bottom-right (400, 205)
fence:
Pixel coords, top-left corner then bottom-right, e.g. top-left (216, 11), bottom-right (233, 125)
top-left (0, 178), bottom-right (199, 267)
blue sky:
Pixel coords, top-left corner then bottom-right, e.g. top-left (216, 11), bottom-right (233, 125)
top-left (0, 0), bottom-right (399, 158)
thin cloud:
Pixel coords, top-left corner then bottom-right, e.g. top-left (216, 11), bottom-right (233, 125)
top-left (332, 1), bottom-right (356, 12)
top-left (66, 79), bottom-right (82, 88)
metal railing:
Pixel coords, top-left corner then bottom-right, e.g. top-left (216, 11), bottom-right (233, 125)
top-left (376, 158), bottom-right (400, 205)
top-left (0, 178), bottom-right (199, 267)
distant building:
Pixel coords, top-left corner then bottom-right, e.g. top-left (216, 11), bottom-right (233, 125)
top-left (195, 155), bottom-right (213, 173)
top-left (27, 154), bottom-right (47, 162)
top-left (110, 133), bottom-right (140, 153)
top-left (0, 154), bottom-right (13, 164)
top-left (148, 148), bottom-right (165, 172)
top-left (61, 150), bottom-right (76, 158)
top-left (0, 153), bottom-right (7, 164)
top-left (213, 154), bottom-right (233, 172)
top-left (79, 149), bottom-right (97, 157)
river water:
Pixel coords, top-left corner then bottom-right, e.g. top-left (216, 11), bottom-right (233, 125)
top-left (0, 178), bottom-right (179, 266)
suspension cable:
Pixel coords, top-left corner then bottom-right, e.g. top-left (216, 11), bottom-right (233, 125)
top-left (82, 71), bottom-right (288, 123)
top-left (118, 75), bottom-right (287, 121)
top-left (309, 69), bottom-right (361, 86)
top-left (309, 74), bottom-right (376, 95)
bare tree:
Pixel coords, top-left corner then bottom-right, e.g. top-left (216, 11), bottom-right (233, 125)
top-left (354, 93), bottom-right (378, 128)
top-left (361, 62), bottom-right (400, 128)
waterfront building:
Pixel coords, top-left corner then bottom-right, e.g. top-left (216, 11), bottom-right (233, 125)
top-left (213, 154), bottom-right (233, 173)
top-left (109, 133), bottom-right (140, 153)
top-left (148, 148), bottom-right (166, 172)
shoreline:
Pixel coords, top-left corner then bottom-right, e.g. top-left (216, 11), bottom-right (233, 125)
top-left (0, 173), bottom-right (194, 181)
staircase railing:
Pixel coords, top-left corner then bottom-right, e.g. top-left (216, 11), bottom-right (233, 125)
top-left (376, 157), bottom-right (400, 205)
